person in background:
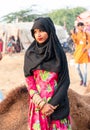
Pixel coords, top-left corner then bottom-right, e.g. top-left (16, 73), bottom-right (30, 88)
top-left (0, 38), bottom-right (3, 60)
top-left (71, 22), bottom-right (90, 86)
top-left (13, 36), bottom-right (21, 53)
top-left (67, 32), bottom-right (75, 53)
top-left (0, 51), bottom-right (2, 60)
top-left (24, 17), bottom-right (71, 130)
top-left (7, 35), bottom-right (16, 55)
top-left (0, 38), bottom-right (3, 52)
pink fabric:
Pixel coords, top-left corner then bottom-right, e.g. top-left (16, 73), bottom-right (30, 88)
top-left (26, 76), bottom-right (38, 98)
top-left (26, 70), bottom-right (71, 130)
top-left (0, 41), bottom-right (3, 52)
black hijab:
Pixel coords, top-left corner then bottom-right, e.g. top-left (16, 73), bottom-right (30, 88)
top-left (24, 17), bottom-right (70, 109)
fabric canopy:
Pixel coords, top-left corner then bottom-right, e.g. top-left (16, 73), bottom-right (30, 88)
top-left (75, 11), bottom-right (90, 31)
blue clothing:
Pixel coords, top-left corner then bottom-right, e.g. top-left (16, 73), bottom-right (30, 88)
top-left (0, 91), bottom-right (4, 101)
top-left (76, 63), bottom-right (87, 86)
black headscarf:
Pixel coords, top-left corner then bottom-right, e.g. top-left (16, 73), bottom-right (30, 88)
top-left (24, 17), bottom-right (70, 119)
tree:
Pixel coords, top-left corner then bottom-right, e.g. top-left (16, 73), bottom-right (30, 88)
top-left (48, 7), bottom-right (86, 32)
top-left (0, 7), bottom-right (87, 32)
top-left (0, 9), bottom-right (42, 23)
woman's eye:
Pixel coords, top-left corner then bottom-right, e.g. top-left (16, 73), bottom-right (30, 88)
top-left (34, 31), bottom-right (36, 34)
top-left (34, 29), bottom-right (43, 34)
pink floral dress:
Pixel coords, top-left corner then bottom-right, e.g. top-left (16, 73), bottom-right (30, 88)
top-left (26, 70), bottom-right (71, 130)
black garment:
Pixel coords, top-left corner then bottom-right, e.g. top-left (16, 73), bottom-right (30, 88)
top-left (24, 17), bottom-right (70, 120)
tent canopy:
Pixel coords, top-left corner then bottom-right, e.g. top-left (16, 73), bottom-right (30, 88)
top-left (0, 22), bottom-right (68, 52)
top-left (75, 11), bottom-right (90, 31)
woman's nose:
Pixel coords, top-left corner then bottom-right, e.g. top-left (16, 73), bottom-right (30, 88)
top-left (37, 32), bottom-right (41, 37)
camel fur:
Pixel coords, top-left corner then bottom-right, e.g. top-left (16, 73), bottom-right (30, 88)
top-left (0, 85), bottom-right (90, 130)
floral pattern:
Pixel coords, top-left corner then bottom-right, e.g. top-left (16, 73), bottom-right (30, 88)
top-left (26, 70), bottom-right (71, 130)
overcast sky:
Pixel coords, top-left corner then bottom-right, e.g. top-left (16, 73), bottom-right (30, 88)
top-left (0, 0), bottom-right (90, 18)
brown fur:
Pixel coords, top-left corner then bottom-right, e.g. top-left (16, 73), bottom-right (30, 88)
top-left (0, 85), bottom-right (90, 130)
top-left (68, 88), bottom-right (90, 130)
top-left (0, 85), bottom-right (29, 130)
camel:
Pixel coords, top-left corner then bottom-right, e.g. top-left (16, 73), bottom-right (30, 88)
top-left (68, 88), bottom-right (90, 130)
top-left (0, 85), bottom-right (29, 130)
top-left (0, 85), bottom-right (90, 130)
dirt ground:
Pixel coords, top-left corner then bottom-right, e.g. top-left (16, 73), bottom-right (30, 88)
top-left (0, 52), bottom-right (25, 97)
top-left (0, 52), bottom-right (90, 98)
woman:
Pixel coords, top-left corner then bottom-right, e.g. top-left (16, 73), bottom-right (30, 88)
top-left (24, 17), bottom-right (71, 130)
top-left (71, 22), bottom-right (90, 86)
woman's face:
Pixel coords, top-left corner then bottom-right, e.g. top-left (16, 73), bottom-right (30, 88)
top-left (34, 29), bottom-right (48, 44)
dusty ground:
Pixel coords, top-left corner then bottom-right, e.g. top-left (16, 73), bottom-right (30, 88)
top-left (0, 52), bottom-right (90, 98)
top-left (0, 52), bottom-right (25, 97)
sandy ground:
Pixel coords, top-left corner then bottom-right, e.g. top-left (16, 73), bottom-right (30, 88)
top-left (0, 52), bottom-right (90, 98)
top-left (0, 52), bottom-right (25, 97)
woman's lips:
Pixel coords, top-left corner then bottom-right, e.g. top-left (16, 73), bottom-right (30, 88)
top-left (38, 38), bottom-right (43, 41)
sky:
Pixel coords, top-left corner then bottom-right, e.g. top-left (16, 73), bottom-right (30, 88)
top-left (0, 0), bottom-right (90, 18)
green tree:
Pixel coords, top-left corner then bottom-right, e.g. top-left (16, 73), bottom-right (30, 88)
top-left (0, 9), bottom-right (41, 23)
top-left (48, 7), bottom-right (86, 32)
top-left (0, 6), bottom-right (87, 32)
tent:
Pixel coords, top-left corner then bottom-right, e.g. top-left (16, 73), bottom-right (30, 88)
top-left (0, 22), bottom-right (68, 53)
top-left (75, 11), bottom-right (90, 31)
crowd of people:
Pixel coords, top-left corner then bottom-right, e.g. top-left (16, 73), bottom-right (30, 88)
top-left (0, 35), bottom-right (21, 56)
top-left (7, 35), bottom-right (21, 55)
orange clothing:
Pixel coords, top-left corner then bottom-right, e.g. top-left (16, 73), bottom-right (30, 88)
top-left (71, 31), bottom-right (90, 63)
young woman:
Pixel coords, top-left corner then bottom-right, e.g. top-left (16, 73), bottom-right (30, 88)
top-left (24, 17), bottom-right (71, 130)
top-left (71, 22), bottom-right (90, 86)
